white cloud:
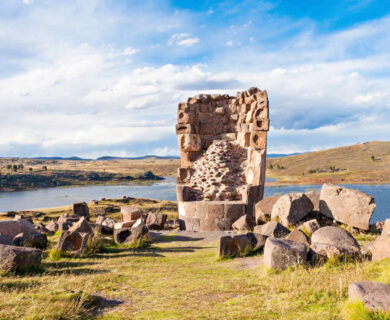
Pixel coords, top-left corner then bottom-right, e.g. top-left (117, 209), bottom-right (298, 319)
top-left (168, 33), bottom-right (199, 46)
top-left (122, 47), bottom-right (138, 56)
top-left (22, 0), bottom-right (33, 4)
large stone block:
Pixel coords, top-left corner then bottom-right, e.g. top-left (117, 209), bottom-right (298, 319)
top-left (319, 183), bottom-right (375, 231)
top-left (349, 281), bottom-right (390, 312)
top-left (219, 233), bottom-right (266, 258)
top-left (121, 206), bottom-right (142, 222)
top-left (250, 131), bottom-right (267, 150)
top-left (0, 244), bottom-right (41, 272)
top-left (255, 195), bottom-right (281, 225)
top-left (73, 202), bottom-right (90, 219)
top-left (271, 193), bottom-right (313, 227)
top-left (264, 238), bottom-right (307, 270)
top-left (178, 134), bottom-right (202, 152)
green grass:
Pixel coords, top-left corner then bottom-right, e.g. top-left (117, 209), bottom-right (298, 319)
top-left (343, 300), bottom-right (390, 320)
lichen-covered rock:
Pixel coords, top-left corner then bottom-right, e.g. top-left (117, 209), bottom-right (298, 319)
top-left (73, 202), bottom-right (90, 219)
top-left (56, 231), bottom-right (90, 255)
top-left (311, 226), bottom-right (360, 258)
top-left (264, 238), bottom-right (307, 270)
top-left (349, 281), bottom-right (390, 311)
top-left (145, 212), bottom-right (167, 230)
top-left (299, 219), bottom-right (320, 235)
top-left (68, 217), bottom-right (93, 234)
top-left (319, 183), bottom-right (375, 231)
top-left (253, 221), bottom-right (290, 238)
top-left (232, 215), bottom-right (256, 232)
top-left (370, 234), bottom-right (390, 261)
top-left (219, 233), bottom-right (266, 257)
top-left (286, 229), bottom-right (310, 247)
top-left (0, 244), bottom-right (41, 272)
top-left (121, 206), bottom-right (142, 222)
top-left (254, 195), bottom-right (281, 225)
top-left (271, 193), bottom-right (313, 227)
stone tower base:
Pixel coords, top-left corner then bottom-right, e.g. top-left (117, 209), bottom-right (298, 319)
top-left (178, 201), bottom-right (245, 231)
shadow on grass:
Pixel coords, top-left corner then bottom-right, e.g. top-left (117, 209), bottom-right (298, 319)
top-left (44, 268), bottom-right (110, 276)
top-left (43, 261), bottom-right (99, 268)
top-left (153, 246), bottom-right (212, 253)
top-left (150, 232), bottom-right (204, 243)
top-left (0, 280), bottom-right (41, 291)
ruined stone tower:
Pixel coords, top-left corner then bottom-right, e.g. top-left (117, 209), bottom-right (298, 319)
top-left (176, 87), bottom-right (269, 231)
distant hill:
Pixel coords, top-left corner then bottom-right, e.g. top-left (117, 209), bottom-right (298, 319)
top-left (267, 140), bottom-right (390, 184)
top-left (96, 155), bottom-right (180, 160)
top-left (30, 156), bottom-right (91, 161)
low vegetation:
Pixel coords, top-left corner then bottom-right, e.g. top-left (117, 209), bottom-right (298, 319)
top-left (0, 198), bottom-right (388, 319)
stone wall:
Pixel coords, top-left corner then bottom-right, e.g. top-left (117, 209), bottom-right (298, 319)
top-left (176, 87), bottom-right (270, 230)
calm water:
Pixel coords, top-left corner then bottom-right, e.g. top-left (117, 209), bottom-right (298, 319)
top-left (0, 178), bottom-right (388, 223)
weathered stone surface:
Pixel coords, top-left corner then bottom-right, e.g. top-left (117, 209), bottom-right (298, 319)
top-left (253, 221), bottom-right (290, 238)
top-left (319, 183), bottom-right (375, 231)
top-left (101, 218), bottom-right (117, 234)
top-left (114, 221), bottom-right (136, 230)
top-left (349, 281), bottom-right (390, 312)
top-left (0, 235), bottom-right (13, 245)
top-left (145, 212), bottom-right (167, 230)
top-left (57, 231), bottom-right (90, 255)
top-left (254, 195), bottom-right (280, 225)
top-left (232, 214), bottom-right (256, 232)
top-left (264, 238), bottom-right (307, 270)
top-left (370, 234), bottom-right (390, 261)
top-left (286, 229), bottom-right (310, 247)
top-left (299, 219), bottom-right (320, 235)
top-left (271, 193), bottom-right (314, 227)
top-left (68, 217), bottom-right (93, 234)
top-left (114, 228), bottom-right (131, 244)
top-left (311, 226), bottom-right (360, 258)
top-left (95, 216), bottom-right (105, 226)
top-left (130, 219), bottom-right (150, 242)
top-left (305, 191), bottom-right (320, 212)
top-left (0, 244), bottom-right (41, 272)
top-left (0, 219), bottom-right (37, 239)
top-left (381, 219), bottom-right (390, 235)
top-left (179, 201), bottom-right (246, 231)
top-left (46, 221), bottom-right (58, 232)
top-left (219, 233), bottom-right (266, 257)
top-left (13, 232), bottom-right (48, 249)
top-left (73, 202), bottom-right (90, 219)
top-left (121, 206), bottom-right (142, 222)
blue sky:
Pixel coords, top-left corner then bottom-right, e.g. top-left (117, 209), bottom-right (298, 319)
top-left (0, 0), bottom-right (389, 158)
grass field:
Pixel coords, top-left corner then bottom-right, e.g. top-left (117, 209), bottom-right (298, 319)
top-left (0, 198), bottom-right (389, 320)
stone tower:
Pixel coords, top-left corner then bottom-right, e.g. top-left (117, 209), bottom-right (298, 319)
top-left (176, 87), bottom-right (269, 231)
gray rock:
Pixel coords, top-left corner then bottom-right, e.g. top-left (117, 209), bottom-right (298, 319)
top-left (219, 233), bottom-right (266, 258)
top-left (286, 229), bottom-right (310, 247)
top-left (145, 212), bottom-right (167, 230)
top-left (349, 281), bottom-right (390, 311)
top-left (101, 217), bottom-right (117, 234)
top-left (114, 228), bottom-right (131, 244)
top-left (0, 244), bottom-right (41, 272)
top-left (0, 219), bottom-right (37, 239)
top-left (299, 219), bottom-right (320, 235)
top-left (121, 206), bottom-right (142, 222)
top-left (264, 238), bottom-right (307, 270)
top-left (13, 232), bottom-right (48, 249)
top-left (95, 216), bottom-right (105, 226)
top-left (56, 231), bottom-right (90, 255)
top-left (370, 234), bottom-right (390, 261)
top-left (254, 195), bottom-right (281, 225)
top-left (232, 214), bottom-right (256, 232)
top-left (68, 217), bottom-right (93, 234)
top-left (271, 193), bottom-right (313, 227)
top-left (73, 202), bottom-right (90, 220)
top-left (311, 226), bottom-right (360, 258)
top-left (46, 221), bottom-right (58, 232)
top-left (319, 183), bottom-right (375, 231)
top-left (253, 221), bottom-right (290, 238)
top-left (0, 234), bottom-right (13, 245)
top-left (305, 191), bottom-right (320, 212)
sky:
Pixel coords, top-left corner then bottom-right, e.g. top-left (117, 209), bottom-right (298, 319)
top-left (0, 0), bottom-right (390, 158)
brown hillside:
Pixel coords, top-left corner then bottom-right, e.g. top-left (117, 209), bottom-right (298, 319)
top-left (267, 141), bottom-right (390, 184)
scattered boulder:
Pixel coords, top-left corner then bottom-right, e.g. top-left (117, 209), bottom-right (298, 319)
top-left (305, 191), bottom-right (320, 212)
top-left (13, 232), bottom-right (48, 249)
top-left (0, 244), bottom-right (41, 272)
top-left (46, 221), bottom-right (58, 232)
top-left (145, 212), bottom-right (167, 230)
top-left (34, 223), bottom-right (50, 234)
top-left (264, 238), bottom-right (307, 270)
top-left (271, 193), bottom-right (313, 227)
top-left (166, 219), bottom-right (180, 229)
top-left (0, 219), bottom-right (37, 239)
top-left (114, 228), bottom-right (131, 244)
top-left (254, 195), bottom-right (280, 224)
top-left (73, 202), bottom-right (90, 220)
top-left (311, 226), bottom-right (360, 258)
top-left (232, 215), bottom-right (256, 232)
top-left (121, 206), bottom-right (142, 222)
top-left (113, 219), bottom-right (150, 244)
top-left (57, 231), bottom-right (90, 255)
top-left (101, 218), bottom-right (117, 234)
top-left (57, 214), bottom-right (81, 231)
top-left (0, 234), bottom-right (13, 245)
top-left (219, 233), bottom-right (266, 258)
top-left (68, 217), bottom-right (93, 234)
top-left (319, 183), bottom-right (375, 231)
top-left (95, 216), bottom-right (105, 226)
top-left (253, 221), bottom-right (290, 238)
top-left (286, 229), bottom-right (310, 247)
top-left (114, 221), bottom-right (136, 230)
top-left (370, 234), bottom-right (390, 261)
top-left (349, 281), bottom-right (390, 312)
top-left (381, 219), bottom-right (390, 235)
top-left (299, 219), bottom-right (320, 235)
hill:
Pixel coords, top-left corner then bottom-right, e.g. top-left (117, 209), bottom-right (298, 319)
top-left (267, 141), bottom-right (390, 184)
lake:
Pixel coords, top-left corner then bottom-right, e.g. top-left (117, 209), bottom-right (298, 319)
top-left (0, 178), bottom-right (388, 223)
